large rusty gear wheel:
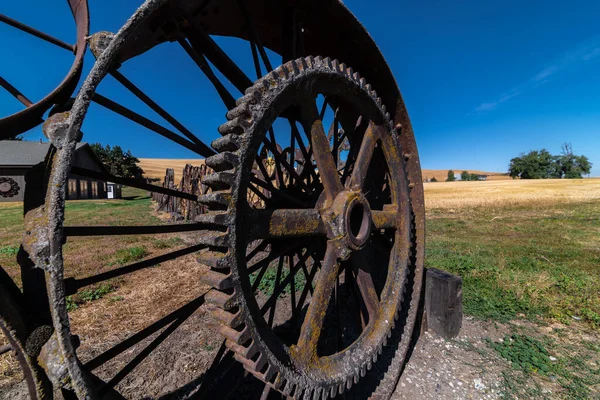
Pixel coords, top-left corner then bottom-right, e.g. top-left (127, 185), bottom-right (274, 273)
top-left (197, 56), bottom-right (414, 398)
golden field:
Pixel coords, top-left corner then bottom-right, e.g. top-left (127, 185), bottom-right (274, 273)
top-left (424, 178), bottom-right (600, 209)
top-left (138, 158), bottom-right (205, 181)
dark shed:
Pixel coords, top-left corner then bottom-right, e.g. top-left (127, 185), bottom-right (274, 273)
top-left (0, 141), bottom-right (113, 202)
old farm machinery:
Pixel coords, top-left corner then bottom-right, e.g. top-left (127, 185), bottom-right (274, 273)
top-left (0, 0), bottom-right (425, 399)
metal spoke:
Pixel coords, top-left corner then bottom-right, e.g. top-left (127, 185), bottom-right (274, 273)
top-left (262, 136), bottom-right (310, 192)
top-left (249, 209), bottom-right (325, 239)
top-left (267, 257), bottom-right (284, 327)
top-left (237, 0), bottom-right (273, 72)
top-left (250, 176), bottom-right (306, 207)
top-left (260, 248), bottom-right (314, 314)
top-left (0, 14), bottom-right (74, 51)
top-left (178, 38), bottom-right (237, 111)
top-left (301, 102), bottom-right (344, 204)
top-left (295, 253), bottom-right (319, 315)
top-left (182, 22), bottom-right (253, 93)
top-left (352, 257), bottom-right (380, 321)
top-left (293, 242), bottom-right (340, 363)
top-left (348, 123), bottom-right (379, 190)
top-left (69, 166), bottom-right (197, 201)
top-left (91, 93), bottom-right (213, 158)
top-left (0, 344), bottom-right (13, 355)
top-left (0, 76), bottom-right (34, 107)
top-left (110, 69), bottom-right (209, 150)
top-left (371, 210), bottom-right (397, 230)
top-left (248, 240), bottom-right (308, 276)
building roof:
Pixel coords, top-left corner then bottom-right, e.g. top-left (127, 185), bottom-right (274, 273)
top-left (0, 141), bottom-right (87, 167)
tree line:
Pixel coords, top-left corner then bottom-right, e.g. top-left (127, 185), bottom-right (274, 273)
top-left (509, 143), bottom-right (591, 179)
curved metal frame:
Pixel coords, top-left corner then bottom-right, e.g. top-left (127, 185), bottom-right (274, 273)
top-left (15, 0), bottom-right (425, 398)
top-left (0, 0), bottom-right (89, 138)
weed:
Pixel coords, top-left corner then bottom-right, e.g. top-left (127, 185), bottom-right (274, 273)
top-left (250, 261), bottom-right (308, 297)
top-left (66, 283), bottom-right (117, 311)
top-left (153, 237), bottom-right (185, 249)
top-left (109, 246), bottom-right (148, 266)
top-left (0, 245), bottom-right (19, 256)
top-left (487, 334), bottom-right (552, 374)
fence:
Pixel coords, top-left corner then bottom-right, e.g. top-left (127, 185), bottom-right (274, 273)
top-left (151, 164), bottom-right (213, 220)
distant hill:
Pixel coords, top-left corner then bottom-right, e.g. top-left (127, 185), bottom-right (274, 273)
top-left (422, 169), bottom-right (510, 182)
top-left (138, 159), bottom-right (509, 183)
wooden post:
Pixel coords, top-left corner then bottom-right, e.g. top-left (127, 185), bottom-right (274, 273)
top-left (424, 268), bottom-right (462, 339)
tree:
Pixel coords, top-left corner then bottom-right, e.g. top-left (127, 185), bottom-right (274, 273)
top-left (446, 170), bottom-right (456, 182)
top-left (431, 177), bottom-right (438, 182)
top-left (508, 144), bottom-right (591, 179)
top-left (461, 170), bottom-right (475, 181)
top-left (90, 143), bottom-right (144, 179)
top-left (509, 149), bottom-right (556, 179)
top-left (556, 143), bottom-right (592, 179)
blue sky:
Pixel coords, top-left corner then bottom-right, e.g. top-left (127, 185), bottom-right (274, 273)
top-left (1, 0), bottom-right (599, 175)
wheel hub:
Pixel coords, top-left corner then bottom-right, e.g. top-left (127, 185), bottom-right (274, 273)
top-left (325, 190), bottom-right (373, 254)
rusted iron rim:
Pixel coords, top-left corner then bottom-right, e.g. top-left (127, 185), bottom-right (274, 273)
top-left (29, 0), bottom-right (425, 398)
top-left (0, 0), bottom-right (89, 139)
top-left (195, 56), bottom-right (414, 398)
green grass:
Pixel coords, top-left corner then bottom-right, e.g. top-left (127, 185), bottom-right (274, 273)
top-left (487, 332), bottom-right (600, 399)
top-left (250, 260), bottom-right (309, 297)
top-left (426, 201), bottom-right (600, 327)
top-left (0, 245), bottom-right (19, 256)
top-left (66, 283), bottom-right (117, 311)
top-left (109, 246), bottom-right (148, 266)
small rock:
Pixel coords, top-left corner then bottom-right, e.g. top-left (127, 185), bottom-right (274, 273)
top-left (549, 356), bottom-right (557, 362)
top-left (572, 315), bottom-right (582, 321)
top-left (474, 378), bottom-right (486, 390)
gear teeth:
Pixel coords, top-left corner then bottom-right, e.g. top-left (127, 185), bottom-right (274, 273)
top-left (325, 57), bottom-right (334, 69)
top-left (218, 118), bottom-right (249, 135)
top-left (196, 231), bottom-right (229, 247)
top-left (330, 386), bottom-right (337, 398)
top-left (202, 171), bottom-right (235, 190)
top-left (359, 77), bottom-right (366, 88)
top-left (196, 250), bottom-right (229, 270)
top-left (205, 290), bottom-right (236, 310)
top-left (234, 352), bottom-right (267, 372)
top-left (306, 55), bottom-right (316, 68)
top-left (219, 325), bottom-right (250, 345)
top-left (212, 134), bottom-right (243, 152)
top-left (302, 387), bottom-right (312, 400)
top-left (283, 380), bottom-right (295, 396)
top-left (292, 59), bottom-right (301, 75)
top-left (194, 211), bottom-right (230, 227)
top-left (205, 152), bottom-right (239, 171)
top-left (197, 191), bottom-right (231, 209)
top-left (226, 339), bottom-right (259, 359)
top-left (353, 71), bottom-right (360, 82)
top-left (226, 103), bottom-right (251, 120)
top-left (211, 307), bottom-right (242, 328)
top-left (339, 62), bottom-right (346, 74)
top-left (361, 365), bottom-right (366, 377)
top-left (347, 67), bottom-right (354, 78)
top-left (201, 269), bottom-right (233, 290)
top-left (354, 374), bottom-right (359, 384)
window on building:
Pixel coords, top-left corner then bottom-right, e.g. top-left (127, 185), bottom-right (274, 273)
top-left (68, 179), bottom-right (78, 200)
top-left (91, 181), bottom-right (98, 199)
top-left (79, 180), bottom-right (89, 199)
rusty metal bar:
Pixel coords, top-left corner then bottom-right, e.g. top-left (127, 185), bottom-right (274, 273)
top-left (109, 69), bottom-right (208, 150)
top-left (63, 223), bottom-right (208, 237)
top-left (91, 93), bottom-right (215, 158)
top-left (302, 104), bottom-right (344, 203)
top-left (177, 38), bottom-right (237, 111)
top-left (0, 76), bottom-right (34, 107)
top-left (249, 209), bottom-right (325, 239)
top-left (0, 14), bottom-right (74, 52)
top-left (85, 293), bottom-right (205, 372)
top-left (348, 123), bottom-right (378, 190)
top-left (371, 210), bottom-right (397, 230)
top-left (63, 244), bottom-right (207, 295)
top-left (182, 22), bottom-right (253, 94)
top-left (249, 176), bottom-right (306, 207)
top-left (248, 239), bottom-right (309, 276)
top-left (0, 344), bottom-right (13, 355)
top-left (69, 166), bottom-right (198, 200)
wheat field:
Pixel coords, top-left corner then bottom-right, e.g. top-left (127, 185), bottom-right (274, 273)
top-left (424, 178), bottom-right (600, 209)
top-left (138, 158), bottom-right (205, 181)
